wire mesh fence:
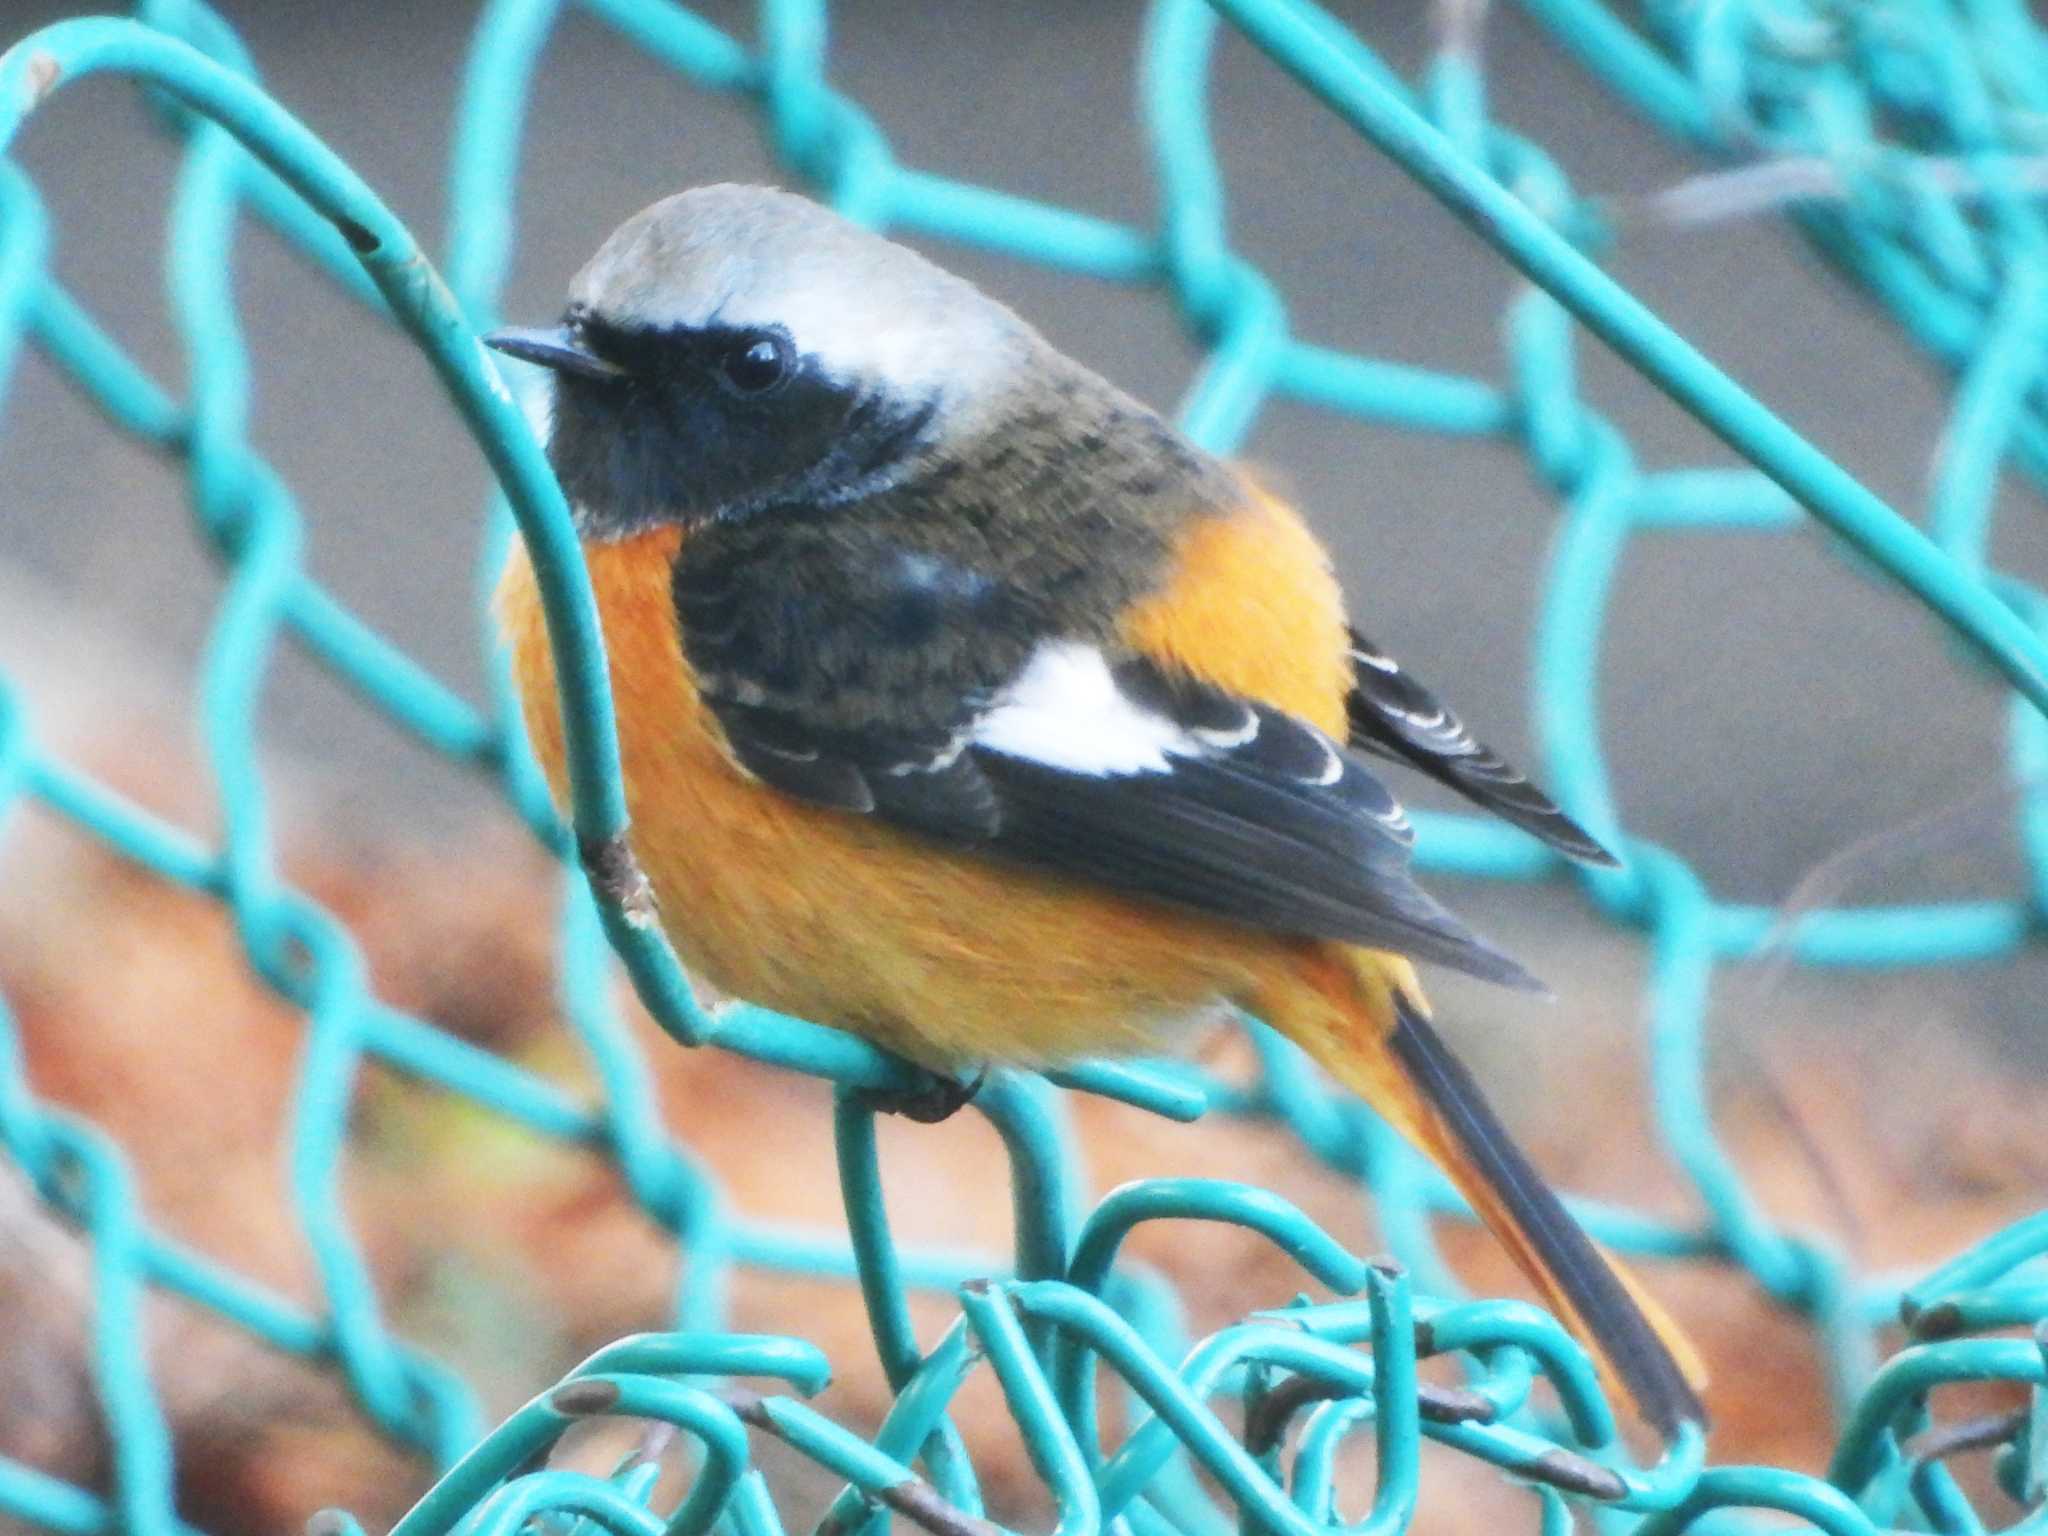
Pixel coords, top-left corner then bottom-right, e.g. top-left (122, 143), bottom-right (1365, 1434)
top-left (0, 1), bottom-right (2044, 1534)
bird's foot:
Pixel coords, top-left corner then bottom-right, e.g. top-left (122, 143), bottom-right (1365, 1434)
top-left (854, 1066), bottom-right (987, 1123)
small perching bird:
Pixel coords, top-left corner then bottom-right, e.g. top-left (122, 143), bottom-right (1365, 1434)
top-left (489, 184), bottom-right (1705, 1439)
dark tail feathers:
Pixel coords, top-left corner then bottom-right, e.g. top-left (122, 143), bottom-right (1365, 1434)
top-left (1388, 993), bottom-right (1707, 1440)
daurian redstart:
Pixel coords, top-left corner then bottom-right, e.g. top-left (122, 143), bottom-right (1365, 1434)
top-left (489, 184), bottom-right (1705, 1438)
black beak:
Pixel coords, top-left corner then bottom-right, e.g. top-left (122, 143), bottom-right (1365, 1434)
top-left (484, 324), bottom-right (627, 380)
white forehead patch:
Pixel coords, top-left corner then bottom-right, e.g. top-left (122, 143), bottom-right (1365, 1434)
top-left (570, 184), bottom-right (1032, 407)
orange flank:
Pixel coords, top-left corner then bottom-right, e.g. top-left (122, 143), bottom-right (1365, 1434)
top-left (1121, 484), bottom-right (1354, 738)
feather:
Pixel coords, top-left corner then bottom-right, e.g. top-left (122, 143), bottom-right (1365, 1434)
top-left (1344, 628), bottom-right (1618, 867)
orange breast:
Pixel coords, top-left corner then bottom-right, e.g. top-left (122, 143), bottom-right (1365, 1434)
top-left (495, 485), bottom-right (1356, 1070)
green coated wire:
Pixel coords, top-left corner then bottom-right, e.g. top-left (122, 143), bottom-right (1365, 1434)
top-left (0, 2), bottom-right (2046, 1535)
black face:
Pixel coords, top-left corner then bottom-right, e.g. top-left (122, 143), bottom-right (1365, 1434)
top-left (544, 307), bottom-right (935, 536)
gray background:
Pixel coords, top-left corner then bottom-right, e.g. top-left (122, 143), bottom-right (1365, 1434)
top-left (0, 0), bottom-right (2041, 1063)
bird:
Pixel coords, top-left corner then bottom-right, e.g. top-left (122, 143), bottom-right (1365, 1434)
top-left (487, 183), bottom-right (1706, 1439)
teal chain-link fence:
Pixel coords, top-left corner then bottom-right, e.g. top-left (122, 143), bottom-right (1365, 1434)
top-left (1, 1), bottom-right (2046, 1533)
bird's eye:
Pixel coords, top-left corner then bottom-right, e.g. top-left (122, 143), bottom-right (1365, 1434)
top-left (714, 332), bottom-right (794, 397)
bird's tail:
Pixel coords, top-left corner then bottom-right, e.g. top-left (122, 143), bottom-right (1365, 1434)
top-left (1260, 948), bottom-right (1708, 1441)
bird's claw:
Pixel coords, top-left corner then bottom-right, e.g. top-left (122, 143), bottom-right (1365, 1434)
top-left (853, 1066), bottom-right (987, 1123)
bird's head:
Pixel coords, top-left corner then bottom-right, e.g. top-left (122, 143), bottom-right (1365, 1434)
top-left (487, 183), bottom-right (1035, 537)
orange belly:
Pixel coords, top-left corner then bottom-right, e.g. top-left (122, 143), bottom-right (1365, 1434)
top-left (497, 489), bottom-right (1357, 1070)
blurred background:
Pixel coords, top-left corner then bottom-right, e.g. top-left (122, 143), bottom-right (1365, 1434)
top-left (1, 1), bottom-right (2044, 1532)
top-left (8, 0), bottom-right (2039, 914)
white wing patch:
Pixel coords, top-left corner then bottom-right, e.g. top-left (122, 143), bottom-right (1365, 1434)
top-left (973, 641), bottom-right (1204, 776)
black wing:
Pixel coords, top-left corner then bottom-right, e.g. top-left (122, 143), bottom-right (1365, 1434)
top-left (677, 534), bottom-right (1539, 990)
top-left (706, 697), bottom-right (1004, 843)
top-left (1344, 628), bottom-right (1618, 868)
top-left (677, 540), bottom-right (1014, 845)
top-left (969, 657), bottom-right (1540, 988)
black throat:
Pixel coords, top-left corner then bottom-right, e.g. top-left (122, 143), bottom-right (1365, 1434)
top-left (543, 317), bottom-right (938, 538)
